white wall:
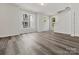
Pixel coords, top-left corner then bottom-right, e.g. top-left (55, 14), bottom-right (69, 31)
top-left (36, 14), bottom-right (50, 32)
top-left (54, 4), bottom-right (79, 37)
top-left (75, 8), bottom-right (79, 36)
top-left (71, 4), bottom-right (79, 36)
top-left (0, 3), bottom-right (39, 37)
top-left (0, 3), bottom-right (49, 37)
top-left (29, 13), bottom-right (37, 32)
top-left (0, 4), bottom-right (21, 37)
top-left (1, 3), bottom-right (79, 37)
top-left (54, 9), bottom-right (72, 35)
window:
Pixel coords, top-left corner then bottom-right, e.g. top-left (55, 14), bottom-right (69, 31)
top-left (22, 14), bottom-right (30, 28)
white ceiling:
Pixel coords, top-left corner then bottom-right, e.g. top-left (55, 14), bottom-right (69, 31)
top-left (16, 3), bottom-right (71, 15)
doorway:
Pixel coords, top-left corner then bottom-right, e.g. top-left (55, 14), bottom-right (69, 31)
top-left (50, 16), bottom-right (56, 32)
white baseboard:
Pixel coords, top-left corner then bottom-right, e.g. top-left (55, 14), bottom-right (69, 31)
top-left (70, 34), bottom-right (75, 37)
top-left (75, 34), bottom-right (79, 37)
top-left (70, 33), bottom-right (79, 37)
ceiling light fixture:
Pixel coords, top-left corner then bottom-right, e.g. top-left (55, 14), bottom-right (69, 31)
top-left (40, 3), bottom-right (44, 6)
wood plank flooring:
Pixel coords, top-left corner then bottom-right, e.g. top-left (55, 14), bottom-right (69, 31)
top-left (0, 31), bottom-right (79, 55)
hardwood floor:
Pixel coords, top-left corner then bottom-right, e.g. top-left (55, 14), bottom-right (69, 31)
top-left (0, 31), bottom-right (79, 55)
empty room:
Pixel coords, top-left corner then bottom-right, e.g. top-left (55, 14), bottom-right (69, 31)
top-left (0, 3), bottom-right (79, 55)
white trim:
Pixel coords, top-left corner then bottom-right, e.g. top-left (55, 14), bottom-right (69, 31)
top-left (70, 34), bottom-right (75, 37)
top-left (71, 33), bottom-right (79, 37)
top-left (75, 33), bottom-right (79, 37)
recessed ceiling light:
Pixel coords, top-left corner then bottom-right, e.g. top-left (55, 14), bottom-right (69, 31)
top-left (40, 3), bottom-right (44, 6)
